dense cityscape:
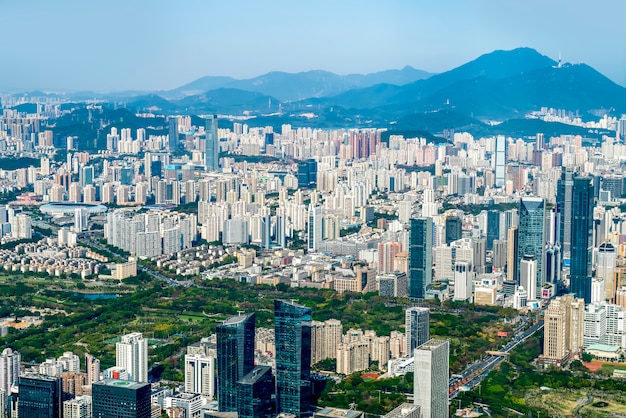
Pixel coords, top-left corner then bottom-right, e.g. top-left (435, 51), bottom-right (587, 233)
top-left (2, 2), bottom-right (626, 418)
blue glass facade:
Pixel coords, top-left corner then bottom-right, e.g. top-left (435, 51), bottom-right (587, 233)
top-left (408, 217), bottom-right (433, 299)
top-left (237, 366), bottom-right (273, 418)
top-left (517, 197), bottom-right (545, 299)
top-left (216, 313), bottom-right (256, 412)
top-left (274, 300), bottom-right (312, 417)
top-left (570, 176), bottom-right (594, 302)
top-left (18, 376), bottom-right (62, 418)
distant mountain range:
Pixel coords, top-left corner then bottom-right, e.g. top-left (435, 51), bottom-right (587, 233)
top-left (165, 67), bottom-right (433, 101)
top-left (19, 47), bottom-right (626, 144)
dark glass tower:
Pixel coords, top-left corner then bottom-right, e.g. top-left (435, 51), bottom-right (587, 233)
top-left (18, 375), bottom-right (62, 418)
top-left (274, 300), bottom-right (312, 417)
top-left (92, 379), bottom-right (151, 418)
top-left (237, 365), bottom-right (273, 418)
top-left (517, 197), bottom-right (545, 299)
top-left (216, 313), bottom-right (255, 412)
top-left (570, 176), bottom-right (594, 303)
top-left (205, 115), bottom-right (219, 172)
top-left (168, 117), bottom-right (178, 151)
top-left (408, 217), bottom-right (433, 299)
top-left (486, 210), bottom-right (500, 250)
top-left (444, 216), bottom-right (462, 244)
top-left (557, 167), bottom-right (576, 255)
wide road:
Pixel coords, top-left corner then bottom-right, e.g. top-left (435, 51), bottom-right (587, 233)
top-left (449, 319), bottom-right (544, 399)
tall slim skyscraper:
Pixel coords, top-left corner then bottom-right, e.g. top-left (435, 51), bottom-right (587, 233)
top-left (408, 217), bottom-right (433, 299)
top-left (405, 307), bottom-right (430, 355)
top-left (486, 211), bottom-right (500, 250)
top-left (494, 135), bottom-right (506, 188)
top-left (216, 313), bottom-right (255, 412)
top-left (507, 226), bottom-right (519, 284)
top-left (557, 167), bottom-right (576, 255)
top-left (168, 117), bottom-right (178, 151)
top-left (274, 300), bottom-right (312, 418)
top-left (517, 197), bottom-right (545, 299)
top-left (205, 115), bottom-right (219, 172)
top-left (444, 216), bottom-right (462, 245)
top-left (92, 379), bottom-right (151, 418)
top-left (413, 339), bottom-right (449, 418)
top-left (0, 348), bottom-right (20, 403)
top-left (18, 375), bottom-right (62, 418)
top-left (307, 204), bottom-right (322, 253)
top-left (570, 176), bottom-right (594, 303)
top-left (115, 332), bottom-right (148, 383)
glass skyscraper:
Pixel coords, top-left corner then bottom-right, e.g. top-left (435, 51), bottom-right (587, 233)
top-left (216, 313), bottom-right (255, 412)
top-left (557, 166), bottom-right (576, 255)
top-left (570, 176), bottom-right (594, 303)
top-left (408, 217), bottom-right (433, 299)
top-left (517, 197), bottom-right (545, 299)
top-left (92, 379), bottom-right (151, 418)
top-left (205, 115), bottom-right (219, 172)
top-left (274, 300), bottom-right (312, 417)
top-left (18, 375), bottom-right (62, 418)
top-left (405, 307), bottom-right (430, 354)
top-left (237, 365), bottom-right (273, 418)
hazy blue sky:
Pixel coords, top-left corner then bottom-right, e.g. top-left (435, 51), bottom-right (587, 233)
top-left (1, 0), bottom-right (625, 91)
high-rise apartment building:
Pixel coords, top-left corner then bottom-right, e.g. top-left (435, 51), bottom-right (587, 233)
top-left (0, 348), bottom-right (20, 403)
top-left (85, 354), bottom-right (100, 385)
top-left (274, 300), bottom-right (312, 417)
top-left (408, 218), bottom-right (433, 299)
top-left (307, 204), bottom-right (323, 252)
top-left (413, 339), bottom-right (449, 418)
top-left (541, 295), bottom-right (585, 365)
top-left (405, 307), bottom-right (430, 355)
top-left (184, 353), bottom-right (215, 399)
top-left (115, 332), bottom-right (148, 383)
top-left (518, 197), bottom-right (545, 299)
top-left (92, 379), bottom-right (151, 418)
top-left (63, 395), bottom-right (92, 418)
top-left (18, 375), bottom-right (62, 418)
top-left (310, 319), bottom-right (343, 365)
top-left (216, 313), bottom-right (255, 412)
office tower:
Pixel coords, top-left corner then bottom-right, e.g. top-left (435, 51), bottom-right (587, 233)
top-left (307, 204), bottom-right (322, 252)
top-left (444, 216), bottom-right (462, 245)
top-left (486, 211), bottom-right (500, 250)
top-left (405, 307), bottom-right (430, 355)
top-left (168, 117), bottom-right (178, 151)
top-left (413, 339), bottom-right (449, 418)
top-left (85, 354), bottom-right (100, 385)
top-left (79, 166), bottom-right (94, 188)
top-left (494, 135), bottom-right (506, 188)
top-left (543, 243), bottom-right (561, 284)
top-left (541, 295), bottom-right (585, 365)
top-left (115, 332), bottom-right (148, 383)
top-left (184, 353), bottom-right (215, 399)
top-left (92, 379), bottom-right (151, 418)
top-left (205, 115), bottom-right (219, 172)
top-left (274, 300), bottom-right (312, 417)
top-left (0, 348), bottom-right (19, 404)
top-left (216, 313), bottom-right (255, 412)
top-left (507, 226), bottom-right (519, 283)
top-left (570, 176), bottom-right (594, 303)
top-left (557, 166), bottom-right (576, 255)
top-left (517, 197), bottom-right (545, 299)
top-left (63, 395), bottom-right (92, 418)
top-left (453, 261), bottom-right (474, 302)
top-left (297, 159), bottom-right (317, 189)
top-left (237, 366), bottom-right (273, 418)
top-left (519, 256), bottom-right (538, 302)
top-left (408, 218), bottom-right (433, 299)
top-left (18, 375), bottom-right (62, 418)
top-left (596, 242), bottom-right (617, 301)
top-left (472, 238), bottom-right (486, 269)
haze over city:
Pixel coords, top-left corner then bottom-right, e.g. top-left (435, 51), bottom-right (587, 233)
top-left (1, 0), bottom-right (626, 91)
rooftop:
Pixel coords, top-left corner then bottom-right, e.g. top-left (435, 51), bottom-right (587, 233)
top-left (94, 379), bottom-right (150, 390)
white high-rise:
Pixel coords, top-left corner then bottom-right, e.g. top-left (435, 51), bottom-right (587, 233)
top-left (63, 395), bottom-right (92, 418)
top-left (0, 348), bottom-right (20, 402)
top-left (414, 339), bottom-right (449, 418)
top-left (307, 204), bottom-right (323, 252)
top-left (405, 307), bottom-right (430, 355)
top-left (116, 332), bottom-right (148, 383)
top-left (453, 261), bottom-right (473, 302)
top-left (184, 353), bottom-right (215, 399)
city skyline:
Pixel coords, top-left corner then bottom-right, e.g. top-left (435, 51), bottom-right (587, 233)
top-left (1, 1), bottom-right (625, 91)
